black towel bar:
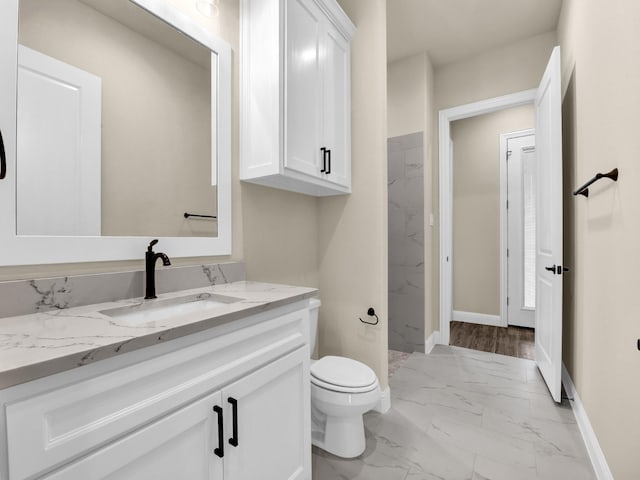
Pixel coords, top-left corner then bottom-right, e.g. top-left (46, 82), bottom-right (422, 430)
top-left (184, 212), bottom-right (217, 219)
top-left (573, 168), bottom-right (618, 197)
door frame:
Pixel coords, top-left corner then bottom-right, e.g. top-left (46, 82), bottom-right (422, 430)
top-left (500, 128), bottom-right (535, 328)
top-left (438, 89), bottom-right (537, 345)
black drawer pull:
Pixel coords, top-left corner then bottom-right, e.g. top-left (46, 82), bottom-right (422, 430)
top-left (0, 129), bottom-right (6, 180)
top-left (213, 405), bottom-right (224, 458)
top-left (228, 397), bottom-right (239, 447)
top-left (326, 148), bottom-right (331, 174)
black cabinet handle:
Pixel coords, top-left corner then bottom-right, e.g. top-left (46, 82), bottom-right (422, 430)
top-left (0, 129), bottom-right (6, 180)
top-left (320, 147), bottom-right (327, 173)
top-left (326, 148), bottom-right (331, 174)
top-left (545, 265), bottom-right (557, 273)
top-left (213, 405), bottom-right (224, 458)
top-left (228, 397), bottom-right (239, 447)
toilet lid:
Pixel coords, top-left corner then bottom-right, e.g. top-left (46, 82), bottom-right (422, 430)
top-left (310, 356), bottom-right (378, 389)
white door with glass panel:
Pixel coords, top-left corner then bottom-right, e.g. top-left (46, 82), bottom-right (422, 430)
top-left (506, 131), bottom-right (536, 328)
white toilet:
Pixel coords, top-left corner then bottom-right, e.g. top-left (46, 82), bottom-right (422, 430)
top-left (308, 298), bottom-right (381, 458)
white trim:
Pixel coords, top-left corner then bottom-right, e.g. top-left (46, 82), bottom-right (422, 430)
top-left (438, 89), bottom-right (537, 345)
top-left (424, 331), bottom-right (440, 354)
top-left (314, 0), bottom-right (356, 39)
top-left (562, 364), bottom-right (614, 480)
top-left (499, 129), bottom-right (535, 328)
top-left (500, 133), bottom-right (508, 328)
top-left (452, 310), bottom-right (504, 328)
top-left (373, 386), bottom-right (391, 414)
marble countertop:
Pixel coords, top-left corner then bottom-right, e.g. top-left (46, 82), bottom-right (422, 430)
top-left (0, 281), bottom-right (317, 389)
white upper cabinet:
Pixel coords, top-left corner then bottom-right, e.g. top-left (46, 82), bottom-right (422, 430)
top-left (240, 0), bottom-right (355, 196)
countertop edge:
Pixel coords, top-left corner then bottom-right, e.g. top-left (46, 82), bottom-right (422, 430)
top-left (0, 282), bottom-right (318, 389)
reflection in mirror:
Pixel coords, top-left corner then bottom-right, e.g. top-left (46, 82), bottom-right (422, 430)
top-left (17, 0), bottom-right (217, 238)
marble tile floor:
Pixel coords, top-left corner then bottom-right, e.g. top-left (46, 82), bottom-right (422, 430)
top-left (312, 345), bottom-right (595, 480)
top-left (389, 349), bottom-right (411, 377)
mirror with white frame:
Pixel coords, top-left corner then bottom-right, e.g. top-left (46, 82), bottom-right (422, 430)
top-left (0, 0), bottom-right (232, 265)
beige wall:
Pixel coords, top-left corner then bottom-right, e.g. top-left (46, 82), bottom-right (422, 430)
top-left (241, 184), bottom-right (319, 288)
top-left (319, 0), bottom-right (388, 389)
top-left (387, 51), bottom-right (437, 340)
top-left (388, 53), bottom-right (426, 138)
top-left (558, 1), bottom-right (640, 477)
top-left (435, 31), bottom-right (558, 110)
top-left (19, 0), bottom-right (216, 238)
top-left (451, 105), bottom-right (534, 316)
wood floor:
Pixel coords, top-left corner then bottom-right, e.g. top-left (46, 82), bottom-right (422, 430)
top-left (450, 321), bottom-right (535, 360)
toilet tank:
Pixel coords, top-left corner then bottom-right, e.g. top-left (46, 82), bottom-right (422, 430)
top-left (308, 298), bottom-right (321, 349)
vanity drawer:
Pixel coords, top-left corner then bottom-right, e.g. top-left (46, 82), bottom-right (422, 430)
top-left (5, 308), bottom-right (308, 480)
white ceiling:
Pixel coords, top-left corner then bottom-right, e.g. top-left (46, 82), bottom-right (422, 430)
top-left (387, 0), bottom-right (563, 66)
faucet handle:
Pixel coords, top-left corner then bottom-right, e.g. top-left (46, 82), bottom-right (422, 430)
top-left (148, 239), bottom-right (159, 251)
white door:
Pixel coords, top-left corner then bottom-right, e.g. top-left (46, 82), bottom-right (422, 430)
top-left (321, 22), bottom-right (350, 188)
top-left (285, 0), bottom-right (323, 178)
top-left (534, 46), bottom-right (563, 403)
top-left (224, 347), bottom-right (310, 480)
top-left (42, 390), bottom-right (224, 480)
top-left (17, 45), bottom-right (101, 236)
top-left (507, 132), bottom-right (536, 328)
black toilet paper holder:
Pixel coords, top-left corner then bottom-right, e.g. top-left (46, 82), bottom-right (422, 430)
top-left (360, 307), bottom-right (379, 326)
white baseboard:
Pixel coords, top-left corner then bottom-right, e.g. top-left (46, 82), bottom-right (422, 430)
top-left (373, 386), bottom-right (391, 414)
top-left (453, 310), bottom-right (505, 327)
top-left (425, 331), bottom-right (440, 353)
top-left (561, 364), bottom-right (614, 480)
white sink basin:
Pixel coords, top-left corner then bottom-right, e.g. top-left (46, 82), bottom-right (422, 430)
top-left (100, 292), bottom-right (243, 325)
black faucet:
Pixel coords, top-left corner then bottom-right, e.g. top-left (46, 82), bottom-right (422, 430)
top-left (145, 239), bottom-right (171, 299)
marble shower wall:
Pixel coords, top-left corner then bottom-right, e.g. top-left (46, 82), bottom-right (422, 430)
top-left (0, 262), bottom-right (245, 319)
top-left (388, 132), bottom-right (425, 353)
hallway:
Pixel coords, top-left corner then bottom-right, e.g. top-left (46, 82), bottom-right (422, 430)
top-left (312, 346), bottom-right (595, 479)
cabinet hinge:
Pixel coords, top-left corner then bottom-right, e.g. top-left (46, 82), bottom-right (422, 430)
top-left (507, 248), bottom-right (510, 258)
top-left (507, 296), bottom-right (510, 306)
top-left (507, 150), bottom-right (512, 158)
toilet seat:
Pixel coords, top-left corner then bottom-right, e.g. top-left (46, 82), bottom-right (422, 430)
top-left (311, 376), bottom-right (378, 394)
top-left (311, 356), bottom-right (378, 393)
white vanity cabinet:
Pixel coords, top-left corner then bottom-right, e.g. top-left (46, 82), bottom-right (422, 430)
top-left (240, 0), bottom-right (355, 196)
top-left (40, 389), bottom-right (226, 480)
top-left (0, 303), bottom-right (311, 480)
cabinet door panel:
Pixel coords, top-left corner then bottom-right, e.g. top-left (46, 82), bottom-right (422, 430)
top-left (285, 0), bottom-right (322, 178)
top-left (41, 391), bottom-right (224, 480)
top-left (224, 347), bottom-right (310, 480)
top-left (321, 24), bottom-right (350, 188)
